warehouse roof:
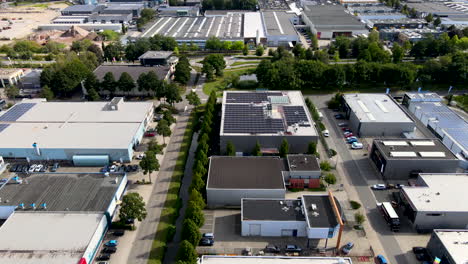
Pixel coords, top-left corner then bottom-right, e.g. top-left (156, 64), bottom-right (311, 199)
top-left (405, 92), bottom-right (442, 102)
top-left (303, 5), bottom-right (366, 28)
top-left (402, 173), bottom-right (468, 212)
top-left (138, 51), bottom-right (173, 59)
top-left (0, 212), bottom-right (104, 264)
top-left (207, 156), bottom-right (286, 189)
top-left (62, 4), bottom-right (102, 12)
top-left (406, 2), bottom-right (467, 16)
top-left (432, 230), bottom-right (468, 264)
top-left (261, 11), bottom-right (297, 36)
top-left (102, 3), bottom-right (144, 10)
top-left (373, 138), bottom-right (457, 160)
top-left (287, 154), bottom-right (320, 171)
top-left (221, 91), bottom-right (317, 136)
top-left (343, 93), bottom-right (413, 123)
top-left (242, 198), bottom-right (305, 221)
top-left (94, 64), bottom-right (171, 82)
top-left (0, 173), bottom-right (125, 212)
top-left (244, 12), bottom-right (266, 39)
top-left (200, 256), bottom-right (353, 264)
top-left (302, 195), bottom-right (339, 228)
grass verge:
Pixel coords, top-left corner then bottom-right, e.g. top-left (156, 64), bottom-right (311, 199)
top-left (148, 111), bottom-right (197, 264)
top-left (202, 67), bottom-right (256, 96)
top-left (454, 94), bottom-right (468, 113)
top-left (230, 60), bottom-right (261, 67)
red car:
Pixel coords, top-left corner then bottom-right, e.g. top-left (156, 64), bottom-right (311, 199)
top-left (344, 133), bottom-right (354, 138)
top-left (144, 132), bottom-right (156, 137)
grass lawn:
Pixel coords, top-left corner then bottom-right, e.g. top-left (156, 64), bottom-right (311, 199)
top-left (202, 67), bottom-right (256, 96)
top-left (230, 60), bottom-right (261, 67)
top-left (148, 112), bottom-right (196, 264)
top-left (454, 94), bottom-right (468, 113)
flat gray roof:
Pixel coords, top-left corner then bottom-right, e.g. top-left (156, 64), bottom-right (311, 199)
top-left (287, 154), bottom-right (320, 171)
top-left (0, 173), bottom-right (124, 212)
top-left (262, 11), bottom-right (298, 36)
top-left (0, 212), bottom-right (104, 264)
top-left (62, 4), bottom-right (101, 12)
top-left (343, 93), bottom-right (413, 123)
top-left (373, 138), bottom-right (458, 160)
top-left (242, 198), bottom-right (305, 221)
top-left (302, 195), bottom-right (339, 228)
top-left (406, 2), bottom-right (467, 16)
top-left (303, 5), bottom-right (366, 28)
top-left (207, 156), bottom-right (286, 189)
top-left (138, 50), bottom-right (173, 59)
top-left (201, 256), bottom-right (353, 264)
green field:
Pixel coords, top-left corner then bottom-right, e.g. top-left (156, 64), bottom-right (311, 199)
top-left (202, 67), bottom-right (256, 96)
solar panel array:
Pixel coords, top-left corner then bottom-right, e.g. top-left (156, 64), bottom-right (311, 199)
top-left (226, 92), bottom-right (283, 104)
top-left (0, 103), bottom-right (36, 122)
top-left (0, 124), bottom-right (9, 133)
top-left (283, 106), bottom-right (310, 126)
top-left (223, 104), bottom-right (284, 134)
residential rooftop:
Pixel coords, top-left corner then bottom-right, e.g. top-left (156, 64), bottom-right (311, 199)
top-left (302, 195), bottom-right (339, 228)
top-left (221, 91), bottom-right (317, 136)
top-left (0, 173), bottom-right (125, 213)
top-left (433, 229), bottom-right (468, 264)
top-left (343, 93), bottom-right (413, 123)
top-left (242, 198), bottom-right (305, 221)
top-left (287, 154), bottom-right (320, 171)
top-left (207, 156), bottom-right (286, 189)
top-left (200, 256), bottom-right (353, 264)
top-left (0, 212), bottom-right (104, 264)
top-left (261, 11), bottom-right (297, 36)
top-left (402, 173), bottom-right (468, 212)
top-left (373, 138), bottom-right (458, 160)
top-left (93, 64), bottom-right (171, 82)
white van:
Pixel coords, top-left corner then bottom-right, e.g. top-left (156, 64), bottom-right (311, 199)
top-left (351, 142), bottom-right (363, 149)
top-left (322, 130), bottom-right (329, 137)
top-left (318, 111), bottom-right (324, 120)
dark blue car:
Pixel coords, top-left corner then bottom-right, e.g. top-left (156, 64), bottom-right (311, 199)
top-left (376, 254), bottom-right (388, 264)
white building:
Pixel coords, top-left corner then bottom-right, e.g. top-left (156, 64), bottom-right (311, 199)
top-left (342, 93), bottom-right (415, 137)
top-left (261, 11), bottom-right (300, 47)
top-left (0, 68), bottom-right (24, 88)
top-left (0, 97), bottom-right (153, 163)
top-left (200, 255), bottom-right (353, 264)
top-left (427, 229), bottom-right (468, 264)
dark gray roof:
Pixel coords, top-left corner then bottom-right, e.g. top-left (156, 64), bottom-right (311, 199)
top-left (303, 195), bottom-right (339, 228)
top-left (287, 154), bottom-right (320, 171)
top-left (303, 5), bottom-right (366, 28)
top-left (93, 65), bottom-right (170, 82)
top-left (138, 51), bottom-right (173, 60)
top-left (0, 173), bottom-right (124, 212)
top-left (242, 199), bottom-right (305, 221)
top-left (373, 138), bottom-right (458, 160)
top-left (62, 5), bottom-right (101, 12)
top-left (207, 156), bottom-right (286, 189)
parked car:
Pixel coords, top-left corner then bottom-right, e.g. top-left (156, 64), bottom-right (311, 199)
top-left (265, 245), bottom-right (281, 253)
top-left (97, 262), bottom-right (109, 264)
top-left (39, 164), bottom-right (47, 172)
top-left (285, 244), bottom-right (302, 252)
top-left (334, 114), bottom-right (345, 119)
top-left (102, 247), bottom-right (117, 254)
top-left (202, 233), bottom-right (214, 239)
top-left (50, 162), bottom-right (59, 172)
top-left (110, 165), bottom-right (117, 173)
top-left (376, 254), bottom-right (388, 264)
top-left (35, 164), bottom-right (43, 172)
top-left (347, 137), bottom-right (358, 143)
top-left (125, 218), bottom-right (135, 225)
top-left (131, 165), bottom-right (139, 172)
top-left (351, 142), bottom-right (363, 149)
top-left (414, 248), bottom-right (431, 261)
top-left (97, 254), bottom-right (111, 261)
top-left (344, 132), bottom-right (354, 138)
top-left (113, 230), bottom-right (125, 236)
top-left (412, 247), bottom-right (425, 254)
top-left (371, 184), bottom-right (387, 190)
top-left (199, 237), bottom-right (214, 246)
top-left (338, 123), bottom-right (348, 127)
top-left (144, 132), bottom-right (156, 137)
top-left (395, 184), bottom-right (405, 189)
top-left (104, 240), bottom-right (118, 247)
top-left (9, 164), bottom-right (18, 172)
top-left (322, 130), bottom-right (329, 137)
top-left (136, 153), bottom-right (145, 160)
top-left (101, 166), bottom-right (109, 173)
top-left (28, 164), bottom-right (37, 173)
top-left (341, 242), bottom-right (354, 255)
top-left (125, 165), bottom-right (132, 172)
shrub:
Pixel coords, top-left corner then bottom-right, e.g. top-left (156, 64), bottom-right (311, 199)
top-left (329, 149), bottom-right (337, 157)
top-left (355, 212), bottom-right (365, 225)
top-left (350, 200), bottom-right (361, 210)
top-left (320, 161), bottom-right (332, 171)
top-left (167, 224), bottom-right (177, 242)
top-left (324, 173), bottom-right (336, 185)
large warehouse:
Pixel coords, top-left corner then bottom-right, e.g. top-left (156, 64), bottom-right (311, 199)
top-left (400, 173), bottom-right (468, 231)
top-left (342, 93), bottom-right (415, 137)
top-left (241, 193), bottom-right (343, 239)
top-left (200, 256), bottom-right (353, 264)
top-left (261, 11), bottom-right (300, 47)
top-left (302, 5), bottom-right (368, 39)
top-left (0, 98), bottom-right (153, 163)
top-left (426, 229), bottom-right (468, 264)
top-left (220, 91), bottom-right (318, 154)
top-left (370, 139), bottom-right (459, 180)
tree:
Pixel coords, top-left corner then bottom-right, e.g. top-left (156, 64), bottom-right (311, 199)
top-left (157, 119), bottom-right (172, 144)
top-left (84, 72), bottom-right (100, 92)
top-left (118, 72), bottom-right (135, 94)
top-left (425, 13), bottom-right (433, 22)
top-left (176, 240), bottom-right (198, 263)
top-left (324, 173), bottom-right (337, 185)
top-left (252, 141), bottom-right (261, 156)
top-left (202, 54), bottom-right (226, 77)
top-left (355, 212), bottom-right (365, 226)
top-left (205, 36), bottom-right (223, 50)
top-left (5, 85), bottom-right (19, 99)
top-left (139, 150), bottom-right (160, 183)
top-left (148, 139), bottom-right (165, 154)
top-left (189, 189), bottom-right (206, 208)
top-left (434, 17), bottom-right (442, 27)
top-left (181, 218), bottom-right (202, 246)
top-left (165, 82), bottom-right (182, 105)
top-left (163, 110), bottom-right (176, 125)
top-left (88, 88), bottom-right (100, 101)
top-left (320, 161), bottom-right (332, 171)
top-left (186, 91), bottom-right (201, 107)
top-left (119, 192), bottom-right (147, 224)
top-left (202, 63), bottom-right (215, 81)
top-left (392, 43), bottom-right (404, 63)
top-left (226, 141), bottom-right (235, 156)
top-left (255, 45), bottom-right (264, 56)
top-left (310, 33), bottom-right (319, 50)
top-left (242, 44), bottom-right (249, 55)
top-left (307, 142), bottom-right (317, 155)
top-left (102, 72), bottom-right (117, 95)
top-left (279, 138), bottom-right (289, 158)
top-left (185, 201), bottom-right (205, 227)
top-left (174, 56), bottom-right (191, 85)
top-left (39, 85), bottom-right (54, 100)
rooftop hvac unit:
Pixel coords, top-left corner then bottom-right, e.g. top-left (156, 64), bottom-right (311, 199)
top-left (311, 204), bottom-right (317, 211)
top-left (312, 211), bottom-right (319, 217)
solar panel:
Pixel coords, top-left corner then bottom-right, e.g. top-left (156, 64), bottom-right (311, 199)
top-left (0, 124), bottom-right (9, 133)
top-left (0, 103), bottom-right (36, 122)
top-left (226, 92), bottom-right (282, 104)
top-left (283, 106), bottom-right (310, 127)
top-left (223, 104), bottom-right (284, 134)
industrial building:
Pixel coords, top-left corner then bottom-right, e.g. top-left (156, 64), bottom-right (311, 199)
top-left (60, 5), bottom-right (104, 16)
top-left (348, 5), bottom-right (407, 20)
top-left (400, 173), bottom-right (468, 231)
top-left (138, 50), bottom-right (176, 66)
top-left (261, 11), bottom-right (300, 47)
top-left (206, 155), bottom-right (321, 207)
top-left (342, 93), bottom-right (415, 137)
top-left (88, 12), bottom-right (133, 23)
top-left (0, 98), bottom-right (153, 162)
top-left (244, 12), bottom-right (266, 45)
top-left (0, 68), bottom-right (24, 88)
top-left (427, 229), bottom-right (468, 264)
top-left (100, 3), bottom-right (144, 17)
top-left (403, 92), bottom-right (468, 169)
top-left (301, 5), bottom-right (368, 39)
top-left (200, 256), bottom-right (353, 264)
top-left (364, 18), bottom-right (427, 30)
top-left (405, 2), bottom-right (468, 18)
top-left (220, 91), bottom-right (318, 154)
top-left (369, 139), bottom-right (459, 180)
top-left (241, 193), bottom-right (343, 239)
top-left (18, 69), bottom-right (42, 93)
top-left (157, 4), bottom-right (200, 16)
top-left (0, 212), bottom-right (108, 264)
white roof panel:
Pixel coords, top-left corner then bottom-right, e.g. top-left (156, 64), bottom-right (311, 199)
top-left (410, 140), bottom-right (435, 146)
top-left (382, 141), bottom-right (409, 146)
top-left (419, 151), bottom-right (446, 158)
top-left (390, 151), bottom-right (417, 157)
